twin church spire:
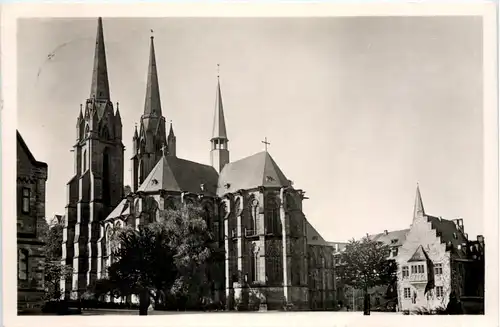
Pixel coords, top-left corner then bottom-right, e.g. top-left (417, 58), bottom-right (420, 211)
top-left (90, 17), bottom-right (110, 101)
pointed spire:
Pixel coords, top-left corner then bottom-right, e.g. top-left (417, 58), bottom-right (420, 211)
top-left (115, 102), bottom-right (121, 117)
top-left (133, 123), bottom-right (139, 139)
top-left (78, 104), bottom-right (83, 120)
top-left (143, 35), bottom-right (162, 118)
top-left (212, 66), bottom-right (228, 141)
top-left (168, 120), bottom-right (175, 137)
top-left (90, 17), bottom-right (110, 100)
top-left (413, 183), bottom-right (425, 218)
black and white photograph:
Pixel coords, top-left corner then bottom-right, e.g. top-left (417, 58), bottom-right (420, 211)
top-left (2, 3), bottom-right (498, 326)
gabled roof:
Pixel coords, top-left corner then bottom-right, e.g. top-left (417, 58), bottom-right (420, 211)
top-left (369, 229), bottom-right (409, 247)
top-left (427, 215), bottom-right (468, 256)
top-left (408, 245), bottom-right (431, 262)
top-left (138, 155), bottom-right (219, 195)
top-left (106, 198), bottom-right (130, 220)
top-left (306, 220), bottom-right (329, 246)
top-left (17, 130), bottom-right (48, 169)
top-left (217, 151), bottom-right (291, 196)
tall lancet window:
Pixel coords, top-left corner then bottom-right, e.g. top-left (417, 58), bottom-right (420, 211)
top-left (266, 197), bottom-right (280, 234)
top-left (83, 149), bottom-right (87, 172)
top-left (250, 243), bottom-right (260, 283)
top-left (102, 148), bottom-right (111, 206)
top-left (250, 199), bottom-right (259, 233)
top-left (105, 226), bottom-right (113, 270)
top-left (138, 160), bottom-right (144, 185)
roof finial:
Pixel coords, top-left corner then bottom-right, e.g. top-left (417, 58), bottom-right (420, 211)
top-left (217, 63), bottom-right (220, 79)
top-left (150, 29), bottom-right (154, 39)
top-left (262, 137), bottom-right (270, 152)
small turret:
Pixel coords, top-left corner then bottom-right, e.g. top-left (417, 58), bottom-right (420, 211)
top-left (210, 66), bottom-right (229, 173)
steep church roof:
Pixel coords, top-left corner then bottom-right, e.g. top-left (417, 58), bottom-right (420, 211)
top-left (217, 151), bottom-right (291, 196)
top-left (106, 199), bottom-right (130, 220)
top-left (306, 220), bottom-right (329, 246)
top-left (138, 155), bottom-right (219, 195)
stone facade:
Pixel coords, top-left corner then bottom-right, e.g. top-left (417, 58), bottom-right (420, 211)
top-left (60, 17), bottom-right (124, 299)
top-left (308, 245), bottom-right (335, 310)
top-left (61, 17), bottom-right (338, 311)
top-left (396, 186), bottom-right (485, 313)
top-left (17, 131), bottom-right (48, 311)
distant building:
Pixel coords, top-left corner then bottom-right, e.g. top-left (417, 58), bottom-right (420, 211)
top-left (397, 185), bottom-right (485, 313)
top-left (332, 185), bottom-right (485, 314)
top-left (17, 131), bottom-right (48, 311)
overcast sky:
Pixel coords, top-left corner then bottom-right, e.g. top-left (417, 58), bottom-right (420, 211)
top-left (17, 17), bottom-right (483, 242)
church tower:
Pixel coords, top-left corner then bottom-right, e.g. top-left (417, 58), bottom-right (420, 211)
top-left (210, 74), bottom-right (229, 173)
top-left (61, 17), bottom-right (124, 299)
top-left (131, 35), bottom-right (167, 192)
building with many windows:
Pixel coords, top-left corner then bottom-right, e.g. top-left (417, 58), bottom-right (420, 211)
top-left (397, 185), bottom-right (485, 313)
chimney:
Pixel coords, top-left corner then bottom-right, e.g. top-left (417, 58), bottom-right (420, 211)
top-left (384, 230), bottom-right (388, 235)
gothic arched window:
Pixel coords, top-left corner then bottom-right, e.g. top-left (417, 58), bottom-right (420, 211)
top-left (250, 243), bottom-right (260, 283)
top-left (203, 203), bottom-right (213, 230)
top-left (102, 148), bottom-right (111, 206)
top-left (85, 125), bottom-right (90, 138)
top-left (138, 160), bottom-right (144, 185)
top-left (266, 197), bottom-right (280, 235)
top-left (250, 198), bottom-right (258, 233)
top-left (83, 149), bottom-right (87, 172)
top-left (106, 226), bottom-right (113, 267)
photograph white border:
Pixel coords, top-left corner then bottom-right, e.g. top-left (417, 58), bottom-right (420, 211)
top-left (2, 3), bottom-right (498, 327)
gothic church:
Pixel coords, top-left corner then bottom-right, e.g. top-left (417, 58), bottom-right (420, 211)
top-left (61, 17), bottom-right (337, 310)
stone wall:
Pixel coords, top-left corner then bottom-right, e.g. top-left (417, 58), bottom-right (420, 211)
top-left (17, 133), bottom-right (48, 311)
top-left (397, 215), bottom-right (451, 312)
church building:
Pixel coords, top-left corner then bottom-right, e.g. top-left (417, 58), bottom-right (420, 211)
top-left (60, 17), bottom-right (337, 311)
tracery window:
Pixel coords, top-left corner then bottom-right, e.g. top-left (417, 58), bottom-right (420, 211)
top-left (250, 199), bottom-right (259, 233)
top-left (265, 197), bottom-right (280, 235)
top-left (83, 149), bottom-right (88, 172)
top-left (250, 244), bottom-right (260, 283)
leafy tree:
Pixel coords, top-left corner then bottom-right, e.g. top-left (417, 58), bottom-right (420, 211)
top-left (160, 204), bottom-right (224, 308)
top-left (100, 203), bottom-right (221, 314)
top-left (337, 237), bottom-right (397, 315)
top-left (106, 224), bottom-right (177, 315)
top-left (40, 216), bottom-right (74, 300)
top-left (124, 185), bottom-right (132, 196)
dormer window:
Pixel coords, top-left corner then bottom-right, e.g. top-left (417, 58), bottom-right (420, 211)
top-left (453, 233), bottom-right (457, 239)
top-left (200, 184), bottom-right (205, 192)
top-left (312, 236), bottom-right (318, 241)
top-left (391, 239), bottom-right (398, 244)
